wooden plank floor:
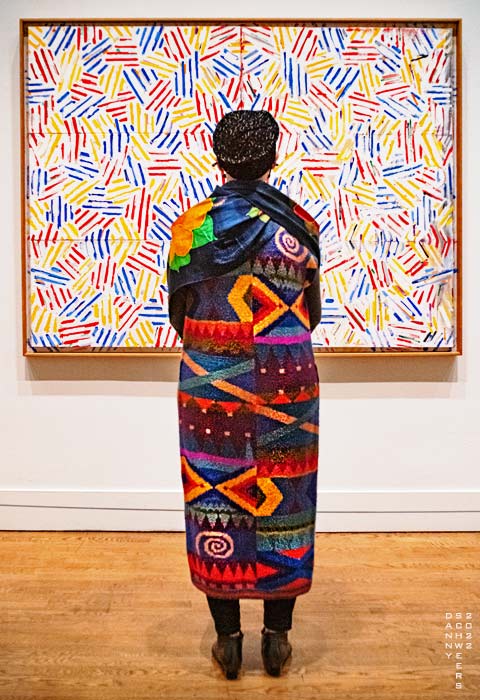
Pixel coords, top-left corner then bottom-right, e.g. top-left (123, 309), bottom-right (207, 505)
top-left (0, 531), bottom-right (478, 699)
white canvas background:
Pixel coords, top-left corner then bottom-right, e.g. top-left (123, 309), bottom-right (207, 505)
top-left (0, 0), bottom-right (479, 531)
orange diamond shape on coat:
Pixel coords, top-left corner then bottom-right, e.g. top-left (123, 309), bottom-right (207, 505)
top-left (216, 467), bottom-right (283, 516)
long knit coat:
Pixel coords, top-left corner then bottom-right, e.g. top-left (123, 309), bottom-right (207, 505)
top-left (176, 223), bottom-right (320, 599)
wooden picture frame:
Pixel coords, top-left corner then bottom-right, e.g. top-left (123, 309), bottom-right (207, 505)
top-left (20, 18), bottom-right (462, 357)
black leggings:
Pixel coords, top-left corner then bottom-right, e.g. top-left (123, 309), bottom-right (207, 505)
top-left (207, 595), bottom-right (296, 635)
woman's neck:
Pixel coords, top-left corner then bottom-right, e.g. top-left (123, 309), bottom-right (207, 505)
top-left (224, 170), bottom-right (271, 183)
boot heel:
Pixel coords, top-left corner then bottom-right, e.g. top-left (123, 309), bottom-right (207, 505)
top-left (212, 630), bottom-right (244, 680)
top-left (261, 626), bottom-right (292, 676)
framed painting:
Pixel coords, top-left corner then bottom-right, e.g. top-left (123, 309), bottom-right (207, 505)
top-left (20, 18), bottom-right (462, 356)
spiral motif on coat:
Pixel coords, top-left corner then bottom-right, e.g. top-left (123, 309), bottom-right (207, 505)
top-left (195, 531), bottom-right (234, 558)
top-left (275, 227), bottom-right (308, 262)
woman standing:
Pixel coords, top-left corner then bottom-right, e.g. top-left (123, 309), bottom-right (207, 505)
top-left (167, 110), bottom-right (321, 679)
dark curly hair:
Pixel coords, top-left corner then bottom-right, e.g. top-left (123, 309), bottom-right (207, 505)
top-left (212, 109), bottom-right (280, 181)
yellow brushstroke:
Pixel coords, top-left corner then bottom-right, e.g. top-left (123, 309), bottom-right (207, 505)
top-left (138, 270), bottom-right (159, 302)
top-left (171, 100), bottom-right (203, 130)
top-left (298, 170), bottom-right (323, 201)
top-left (102, 26), bottom-right (133, 41)
top-left (179, 150), bottom-right (215, 178)
top-left (113, 241), bottom-right (140, 265)
top-left (287, 27), bottom-right (298, 45)
top-left (323, 275), bottom-right (335, 300)
top-left (437, 203), bottom-right (453, 228)
top-left (87, 114), bottom-right (115, 134)
top-left (141, 54), bottom-right (178, 77)
top-left (359, 62), bottom-right (380, 98)
top-left (337, 136), bottom-right (354, 161)
top-left (30, 303), bottom-right (39, 325)
top-left (27, 27), bottom-right (45, 49)
top-left (97, 299), bottom-right (105, 327)
top-left (28, 202), bottom-right (46, 232)
top-left (63, 178), bottom-right (100, 206)
top-left (61, 223), bottom-right (80, 240)
top-left (96, 296), bottom-right (114, 327)
top-left (350, 27), bottom-right (381, 42)
top-left (230, 38), bottom-right (244, 56)
top-left (128, 103), bottom-right (155, 134)
top-left (146, 178), bottom-right (162, 203)
top-left (135, 268), bottom-right (145, 299)
top-left (48, 114), bottom-right (64, 133)
top-left (385, 139), bottom-right (394, 161)
top-left (259, 63), bottom-right (284, 95)
top-left (275, 150), bottom-right (306, 180)
top-left (128, 320), bottom-right (154, 347)
top-left (110, 217), bottom-right (135, 240)
top-left (330, 104), bottom-right (352, 142)
top-left (384, 179), bottom-right (415, 209)
top-left (332, 271), bottom-right (343, 302)
top-left (357, 249), bottom-right (373, 272)
top-left (359, 220), bottom-right (374, 244)
top-left (408, 237), bottom-right (428, 261)
top-left (306, 52), bottom-right (335, 79)
top-left (409, 54), bottom-right (422, 94)
top-left (150, 177), bottom-right (179, 205)
top-left (43, 132), bottom-right (62, 168)
top-left (273, 27), bottom-right (287, 52)
top-left (101, 64), bottom-right (115, 99)
top-left (373, 114), bottom-right (401, 143)
top-left (33, 305), bottom-right (47, 332)
top-left (196, 74), bottom-right (220, 96)
top-left (37, 242), bottom-right (66, 267)
top-left (111, 62), bottom-right (124, 97)
top-left (316, 174), bottom-right (335, 200)
top-left (423, 242), bottom-right (441, 268)
top-left (299, 169), bottom-right (334, 200)
top-left (71, 259), bottom-right (97, 294)
top-left (344, 184), bottom-right (376, 206)
top-left (437, 34), bottom-right (448, 49)
top-left (107, 180), bottom-right (138, 202)
top-left (279, 112), bottom-right (311, 130)
top-left (421, 130), bottom-right (442, 168)
top-left (130, 132), bottom-right (149, 160)
top-left (390, 258), bottom-right (409, 278)
top-left (134, 321), bottom-right (145, 347)
top-left (55, 44), bottom-right (75, 93)
top-left (195, 26), bottom-right (211, 52)
top-left (89, 131), bottom-right (102, 160)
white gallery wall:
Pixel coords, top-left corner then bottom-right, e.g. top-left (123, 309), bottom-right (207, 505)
top-left (0, 0), bottom-right (479, 531)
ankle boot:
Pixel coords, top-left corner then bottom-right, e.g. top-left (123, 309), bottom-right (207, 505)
top-left (261, 626), bottom-right (292, 676)
top-left (211, 630), bottom-right (244, 680)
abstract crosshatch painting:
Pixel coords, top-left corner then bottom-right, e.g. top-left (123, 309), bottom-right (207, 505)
top-left (21, 19), bottom-right (461, 355)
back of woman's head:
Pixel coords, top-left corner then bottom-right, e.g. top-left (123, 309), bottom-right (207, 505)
top-left (212, 109), bottom-right (279, 181)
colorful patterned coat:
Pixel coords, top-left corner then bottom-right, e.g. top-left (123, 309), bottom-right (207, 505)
top-left (169, 181), bottom-right (321, 599)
